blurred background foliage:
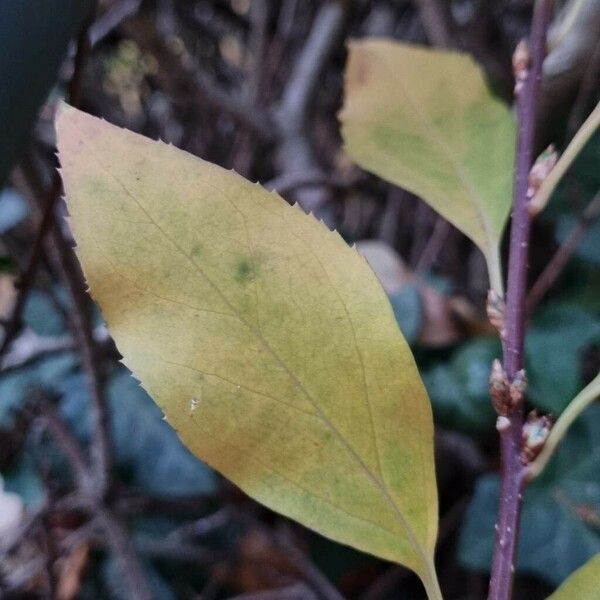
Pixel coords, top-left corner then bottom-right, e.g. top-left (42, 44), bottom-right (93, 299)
top-left (0, 1), bottom-right (598, 599)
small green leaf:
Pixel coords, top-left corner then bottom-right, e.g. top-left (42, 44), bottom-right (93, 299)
top-left (56, 106), bottom-right (441, 597)
top-left (547, 552), bottom-right (600, 599)
top-left (340, 39), bottom-right (515, 294)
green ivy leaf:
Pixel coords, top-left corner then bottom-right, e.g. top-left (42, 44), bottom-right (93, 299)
top-left (340, 39), bottom-right (515, 294)
top-left (110, 371), bottom-right (217, 496)
top-left (2, 455), bottom-right (44, 510)
top-left (0, 189), bottom-right (27, 233)
top-left (423, 338), bottom-right (500, 435)
top-left (59, 371), bottom-right (216, 497)
top-left (23, 290), bottom-right (67, 337)
top-left (556, 215), bottom-right (600, 266)
top-left (389, 285), bottom-right (423, 344)
top-left (56, 106), bottom-right (441, 597)
top-left (459, 405), bottom-right (600, 586)
top-left (0, 354), bottom-right (77, 427)
top-left (525, 304), bottom-right (600, 413)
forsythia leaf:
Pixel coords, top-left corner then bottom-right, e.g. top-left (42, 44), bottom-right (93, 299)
top-left (340, 39), bottom-right (515, 294)
top-left (547, 553), bottom-right (600, 599)
top-left (56, 105), bottom-right (441, 597)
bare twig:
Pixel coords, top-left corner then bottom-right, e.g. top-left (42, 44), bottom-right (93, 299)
top-left (18, 151), bottom-right (114, 503)
top-left (264, 169), bottom-right (351, 195)
top-left (567, 36), bottom-right (600, 140)
top-left (412, 0), bottom-right (453, 47)
top-left (89, 0), bottom-right (142, 47)
top-left (0, 325), bottom-right (110, 373)
top-left (45, 231), bottom-right (112, 499)
top-left (415, 218), bottom-right (452, 273)
top-left (32, 404), bottom-right (153, 600)
top-left (67, 4), bottom-right (95, 108)
top-left (232, 509), bottom-right (344, 600)
top-left (0, 505), bottom-right (47, 556)
top-left (3, 7), bottom-right (154, 597)
top-left (134, 536), bottom-right (215, 564)
top-left (246, 0), bottom-right (269, 104)
top-left (488, 3), bottom-right (554, 600)
top-left (93, 507), bottom-right (154, 600)
top-left (226, 583), bottom-right (319, 600)
top-left (0, 176), bottom-right (61, 361)
top-left (34, 397), bottom-right (90, 491)
top-left (0, 2), bottom-right (96, 363)
top-left (122, 14), bottom-right (274, 141)
top-left (274, 527), bottom-right (345, 600)
top-left (274, 1), bottom-right (347, 214)
top-left (114, 492), bottom-right (210, 517)
top-left (527, 191), bottom-right (600, 312)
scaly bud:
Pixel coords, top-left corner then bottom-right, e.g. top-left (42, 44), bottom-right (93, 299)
top-left (527, 145), bottom-right (559, 216)
top-left (522, 411), bottom-right (553, 463)
top-left (496, 416), bottom-right (511, 432)
top-left (490, 359), bottom-right (510, 416)
top-left (509, 369), bottom-right (528, 408)
top-left (513, 40), bottom-right (530, 95)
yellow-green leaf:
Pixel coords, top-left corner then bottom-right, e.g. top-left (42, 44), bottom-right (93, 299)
top-left (56, 105), bottom-right (442, 598)
top-left (340, 39), bottom-right (515, 294)
top-left (547, 553), bottom-right (600, 599)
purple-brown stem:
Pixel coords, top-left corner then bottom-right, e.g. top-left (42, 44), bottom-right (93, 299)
top-left (488, 2), bottom-right (554, 600)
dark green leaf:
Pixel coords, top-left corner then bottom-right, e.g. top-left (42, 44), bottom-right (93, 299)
top-left (389, 285), bottom-right (422, 343)
top-left (556, 215), bottom-right (600, 266)
top-left (0, 188), bottom-right (27, 233)
top-left (108, 372), bottom-right (217, 496)
top-left (2, 455), bottom-right (44, 509)
top-left (102, 556), bottom-right (176, 600)
top-left (0, 0), bottom-right (91, 186)
top-left (526, 304), bottom-right (600, 413)
top-left (546, 134), bottom-right (600, 217)
top-left (0, 354), bottom-right (77, 426)
top-left (59, 370), bottom-right (216, 496)
top-left (23, 290), bottom-right (67, 336)
top-left (459, 405), bottom-right (600, 586)
top-left (423, 338), bottom-right (499, 435)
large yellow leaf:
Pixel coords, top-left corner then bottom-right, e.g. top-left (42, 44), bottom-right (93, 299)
top-left (56, 105), bottom-right (442, 598)
top-left (547, 553), bottom-right (600, 599)
top-left (340, 39), bottom-right (516, 294)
